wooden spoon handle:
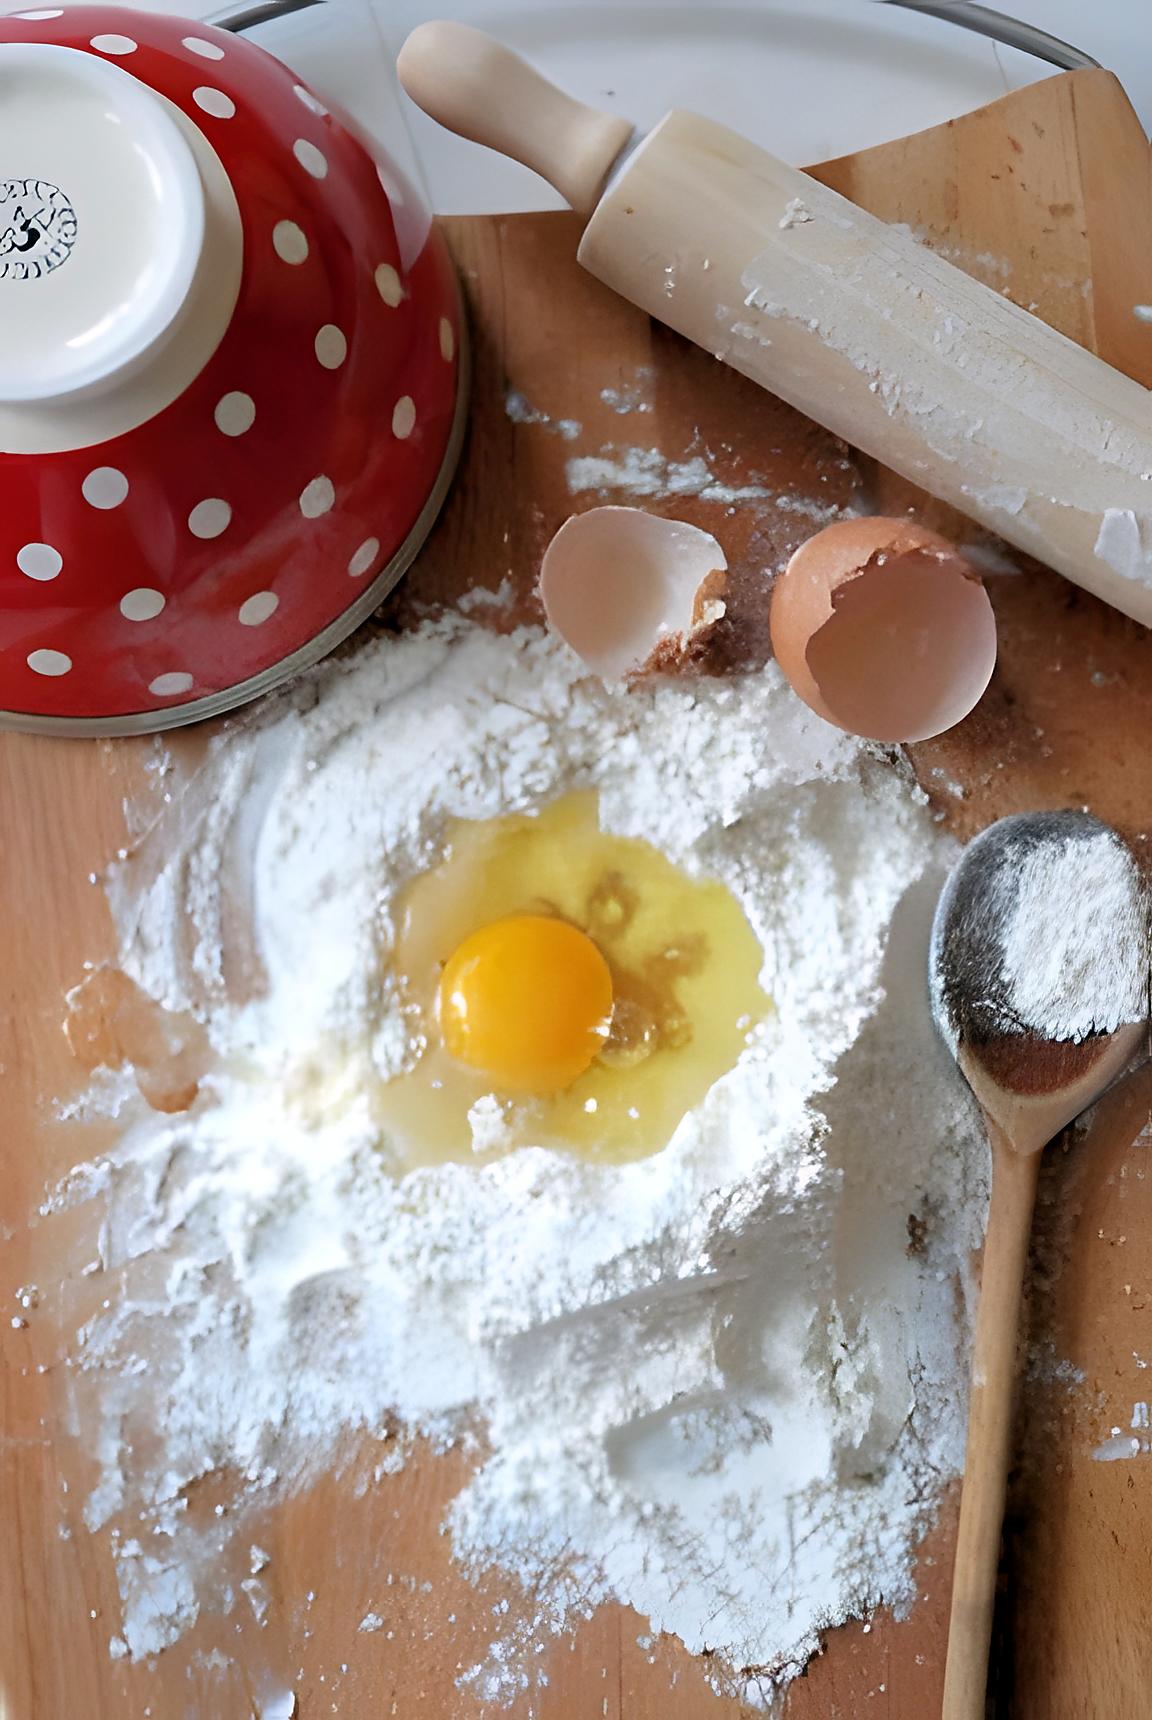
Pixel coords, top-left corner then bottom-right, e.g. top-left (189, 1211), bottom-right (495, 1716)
top-left (397, 21), bottom-right (634, 214)
top-left (943, 1128), bottom-right (1041, 1720)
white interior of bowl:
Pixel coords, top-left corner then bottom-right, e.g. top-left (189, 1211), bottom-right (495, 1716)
top-left (0, 43), bottom-right (205, 403)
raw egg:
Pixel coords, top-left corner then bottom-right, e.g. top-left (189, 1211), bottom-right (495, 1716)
top-left (375, 791), bottom-right (770, 1167)
top-left (438, 915), bottom-right (614, 1093)
top-left (769, 516), bottom-right (997, 742)
top-left (540, 506), bottom-right (727, 681)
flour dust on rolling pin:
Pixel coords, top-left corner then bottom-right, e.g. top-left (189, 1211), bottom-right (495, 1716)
top-left (397, 23), bottom-right (1152, 628)
top-left (577, 117), bottom-right (1152, 625)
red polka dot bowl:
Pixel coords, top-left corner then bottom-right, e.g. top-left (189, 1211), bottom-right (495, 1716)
top-left (0, 4), bottom-right (464, 733)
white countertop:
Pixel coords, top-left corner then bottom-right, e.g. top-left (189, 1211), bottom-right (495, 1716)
top-left (128, 0), bottom-right (1148, 216)
top-left (374, 1), bottom-right (1148, 215)
top-left (374, 0), bottom-right (1148, 216)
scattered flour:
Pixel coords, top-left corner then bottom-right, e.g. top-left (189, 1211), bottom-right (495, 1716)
top-left (257, 1695), bottom-right (296, 1720)
top-left (1095, 508), bottom-right (1152, 586)
top-left (778, 197), bottom-right (814, 231)
top-left (1093, 1432), bottom-right (1149, 1461)
top-left (601, 378), bottom-right (654, 415)
top-left (567, 445), bottom-right (771, 502)
top-left (110, 1549), bottom-right (199, 1659)
top-left (457, 577), bottom-right (516, 615)
top-left (565, 443), bottom-right (846, 519)
top-left (961, 483), bottom-right (1028, 518)
top-left (59, 615), bottom-right (986, 1700)
top-left (505, 388), bottom-right (581, 441)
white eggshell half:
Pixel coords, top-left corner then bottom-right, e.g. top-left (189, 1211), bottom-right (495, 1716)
top-left (540, 506), bottom-right (727, 681)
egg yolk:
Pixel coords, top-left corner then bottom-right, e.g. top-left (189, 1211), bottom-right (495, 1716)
top-left (378, 792), bottom-right (771, 1169)
top-left (438, 915), bottom-right (614, 1094)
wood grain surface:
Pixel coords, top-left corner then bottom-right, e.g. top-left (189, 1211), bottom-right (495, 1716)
top-left (4, 68), bottom-right (1152, 1719)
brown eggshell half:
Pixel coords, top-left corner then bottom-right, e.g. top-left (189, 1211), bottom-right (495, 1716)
top-left (540, 506), bottom-right (727, 682)
top-left (769, 516), bottom-right (997, 743)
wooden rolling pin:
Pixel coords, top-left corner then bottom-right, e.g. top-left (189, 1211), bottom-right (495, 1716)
top-left (399, 22), bottom-right (1152, 625)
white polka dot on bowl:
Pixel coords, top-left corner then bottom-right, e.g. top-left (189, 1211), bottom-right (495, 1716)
top-left (273, 221), bottom-right (309, 266)
top-left (90, 33), bottom-right (136, 54)
top-left (17, 542), bottom-right (62, 581)
top-left (193, 86), bottom-right (236, 120)
top-left (293, 84), bottom-right (328, 117)
top-left (293, 139), bottom-right (328, 179)
top-left (120, 588), bottom-right (165, 622)
top-left (82, 467), bottom-right (129, 509)
top-left (183, 35), bottom-right (224, 59)
top-left (188, 498), bottom-right (232, 540)
top-left (27, 648), bottom-right (71, 676)
top-left (392, 396), bottom-right (416, 440)
top-left (348, 537), bottom-right (380, 578)
top-left (439, 318), bottom-right (455, 362)
top-left (314, 325), bottom-right (346, 370)
top-left (375, 263), bottom-right (403, 307)
top-left (150, 671), bottom-right (194, 697)
top-left (299, 476), bottom-right (335, 519)
top-left (238, 591), bottom-right (279, 626)
top-left (215, 391), bottom-right (256, 436)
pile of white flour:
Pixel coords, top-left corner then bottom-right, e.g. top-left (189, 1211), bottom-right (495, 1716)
top-left (62, 615), bottom-right (986, 1700)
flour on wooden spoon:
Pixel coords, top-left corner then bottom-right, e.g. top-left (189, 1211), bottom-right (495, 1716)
top-left (930, 813), bottom-right (1148, 1049)
top-left (57, 615), bottom-right (986, 1702)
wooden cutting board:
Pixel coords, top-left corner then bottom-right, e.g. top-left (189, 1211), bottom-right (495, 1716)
top-left (4, 66), bottom-right (1152, 1719)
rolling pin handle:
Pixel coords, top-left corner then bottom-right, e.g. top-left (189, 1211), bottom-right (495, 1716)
top-left (397, 21), bottom-right (635, 215)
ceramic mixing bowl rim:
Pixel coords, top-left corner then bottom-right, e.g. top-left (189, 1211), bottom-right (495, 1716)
top-left (208, 0), bottom-right (1099, 73)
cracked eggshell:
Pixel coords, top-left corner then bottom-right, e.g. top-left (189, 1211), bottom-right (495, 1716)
top-left (540, 506), bottom-right (727, 682)
top-left (769, 516), bottom-right (997, 743)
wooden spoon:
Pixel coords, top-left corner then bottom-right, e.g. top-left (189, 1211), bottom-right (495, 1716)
top-left (929, 810), bottom-right (1149, 1720)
